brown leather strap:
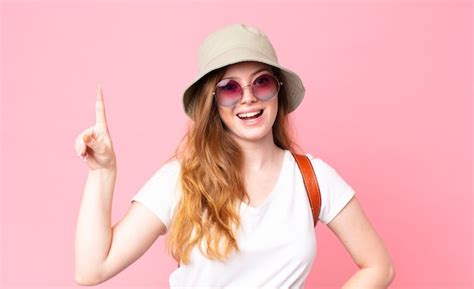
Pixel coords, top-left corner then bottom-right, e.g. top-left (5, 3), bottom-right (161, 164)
top-left (291, 152), bottom-right (322, 227)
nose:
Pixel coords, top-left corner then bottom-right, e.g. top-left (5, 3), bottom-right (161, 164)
top-left (239, 84), bottom-right (258, 104)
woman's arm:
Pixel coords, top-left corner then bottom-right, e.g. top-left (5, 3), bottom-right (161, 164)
top-left (327, 196), bottom-right (395, 288)
top-left (74, 87), bottom-right (168, 285)
top-left (75, 167), bottom-right (117, 284)
top-left (74, 166), bottom-right (169, 285)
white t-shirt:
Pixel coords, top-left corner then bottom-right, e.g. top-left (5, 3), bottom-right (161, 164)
top-left (131, 149), bottom-right (355, 289)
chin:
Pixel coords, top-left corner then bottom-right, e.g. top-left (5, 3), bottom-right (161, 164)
top-left (235, 125), bottom-right (274, 142)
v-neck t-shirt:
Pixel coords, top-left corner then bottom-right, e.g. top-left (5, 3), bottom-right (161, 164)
top-left (131, 149), bottom-right (356, 288)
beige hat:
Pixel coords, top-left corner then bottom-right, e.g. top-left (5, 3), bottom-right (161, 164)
top-left (182, 23), bottom-right (305, 118)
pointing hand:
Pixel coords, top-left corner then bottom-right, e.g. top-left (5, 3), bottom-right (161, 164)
top-left (74, 86), bottom-right (117, 170)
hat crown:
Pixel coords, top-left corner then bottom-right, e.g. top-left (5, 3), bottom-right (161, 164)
top-left (197, 24), bottom-right (278, 74)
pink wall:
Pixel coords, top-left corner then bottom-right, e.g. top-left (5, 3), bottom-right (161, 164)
top-left (1, 0), bottom-right (472, 288)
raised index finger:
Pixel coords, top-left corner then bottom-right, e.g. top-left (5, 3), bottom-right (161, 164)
top-left (95, 85), bottom-right (108, 128)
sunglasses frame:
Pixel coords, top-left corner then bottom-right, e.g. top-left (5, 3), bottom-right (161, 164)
top-left (212, 73), bottom-right (283, 107)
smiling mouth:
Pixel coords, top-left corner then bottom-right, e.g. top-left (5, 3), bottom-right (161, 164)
top-left (236, 109), bottom-right (264, 120)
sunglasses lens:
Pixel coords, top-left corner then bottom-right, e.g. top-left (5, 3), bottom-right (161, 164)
top-left (253, 74), bottom-right (279, 101)
top-left (216, 79), bottom-right (241, 106)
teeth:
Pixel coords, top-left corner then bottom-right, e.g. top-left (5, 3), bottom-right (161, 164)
top-left (237, 110), bottom-right (262, 118)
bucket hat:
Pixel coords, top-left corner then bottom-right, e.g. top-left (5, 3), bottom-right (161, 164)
top-left (182, 23), bottom-right (305, 118)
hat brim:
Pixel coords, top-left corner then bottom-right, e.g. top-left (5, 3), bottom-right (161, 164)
top-left (182, 47), bottom-right (305, 118)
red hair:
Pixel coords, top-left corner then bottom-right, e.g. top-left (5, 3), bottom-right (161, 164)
top-left (166, 64), bottom-right (301, 265)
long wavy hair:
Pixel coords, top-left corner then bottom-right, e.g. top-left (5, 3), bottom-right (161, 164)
top-left (165, 63), bottom-right (301, 265)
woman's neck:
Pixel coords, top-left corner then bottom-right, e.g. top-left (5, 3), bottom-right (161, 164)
top-left (233, 132), bottom-right (284, 172)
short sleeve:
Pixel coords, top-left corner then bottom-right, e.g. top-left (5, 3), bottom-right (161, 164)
top-left (130, 159), bottom-right (182, 232)
top-left (306, 154), bottom-right (356, 225)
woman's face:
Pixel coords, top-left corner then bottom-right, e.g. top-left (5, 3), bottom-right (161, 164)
top-left (216, 61), bottom-right (280, 143)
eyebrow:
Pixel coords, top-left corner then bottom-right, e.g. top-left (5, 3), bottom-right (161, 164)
top-left (223, 68), bottom-right (272, 80)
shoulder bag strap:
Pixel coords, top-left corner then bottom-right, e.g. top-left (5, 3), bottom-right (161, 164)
top-left (291, 152), bottom-right (322, 227)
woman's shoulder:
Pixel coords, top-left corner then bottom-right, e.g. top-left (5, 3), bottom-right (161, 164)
top-left (149, 156), bottom-right (181, 180)
top-left (302, 152), bottom-right (338, 176)
top-left (162, 156), bottom-right (182, 171)
top-left (301, 152), bottom-right (354, 193)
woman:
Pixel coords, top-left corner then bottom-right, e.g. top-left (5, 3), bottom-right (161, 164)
top-left (74, 24), bottom-right (395, 288)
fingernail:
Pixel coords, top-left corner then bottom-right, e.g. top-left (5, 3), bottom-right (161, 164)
top-left (97, 84), bottom-right (102, 98)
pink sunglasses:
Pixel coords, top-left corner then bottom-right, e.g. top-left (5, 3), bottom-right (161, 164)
top-left (212, 73), bottom-right (283, 107)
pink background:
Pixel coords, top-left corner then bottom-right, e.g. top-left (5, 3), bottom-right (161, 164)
top-left (1, 0), bottom-right (472, 288)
